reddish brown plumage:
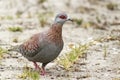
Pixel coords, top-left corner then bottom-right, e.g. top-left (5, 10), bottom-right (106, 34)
top-left (22, 34), bottom-right (40, 51)
top-left (46, 24), bottom-right (63, 45)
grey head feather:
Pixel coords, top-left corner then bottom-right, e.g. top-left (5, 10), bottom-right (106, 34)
top-left (54, 13), bottom-right (68, 25)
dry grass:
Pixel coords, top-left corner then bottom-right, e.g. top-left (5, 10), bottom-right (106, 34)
top-left (74, 18), bottom-right (83, 26)
top-left (0, 47), bottom-right (8, 59)
top-left (0, 15), bottom-right (13, 20)
top-left (37, 0), bottom-right (47, 4)
top-left (103, 45), bottom-right (108, 60)
top-left (57, 43), bottom-right (89, 70)
top-left (8, 26), bottom-right (23, 32)
top-left (18, 66), bottom-right (40, 80)
top-left (112, 78), bottom-right (120, 80)
top-left (12, 38), bottom-right (18, 43)
top-left (95, 35), bottom-right (120, 42)
top-left (106, 3), bottom-right (118, 10)
top-left (37, 12), bottom-right (53, 27)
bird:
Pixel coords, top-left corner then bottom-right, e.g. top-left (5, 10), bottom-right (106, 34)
top-left (11, 13), bottom-right (73, 75)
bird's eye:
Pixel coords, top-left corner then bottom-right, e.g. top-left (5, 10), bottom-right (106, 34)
top-left (59, 15), bottom-right (67, 19)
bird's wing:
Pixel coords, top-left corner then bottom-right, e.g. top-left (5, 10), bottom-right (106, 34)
top-left (18, 33), bottom-right (45, 57)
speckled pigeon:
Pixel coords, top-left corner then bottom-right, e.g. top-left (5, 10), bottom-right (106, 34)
top-left (13, 13), bottom-right (72, 75)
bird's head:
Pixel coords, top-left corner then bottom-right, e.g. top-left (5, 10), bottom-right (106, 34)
top-left (54, 13), bottom-right (73, 25)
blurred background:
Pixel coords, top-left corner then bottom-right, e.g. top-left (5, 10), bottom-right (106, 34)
top-left (0, 0), bottom-right (120, 43)
top-left (0, 0), bottom-right (120, 80)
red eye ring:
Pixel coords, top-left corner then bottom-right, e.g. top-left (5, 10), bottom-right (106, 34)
top-left (59, 15), bottom-right (67, 19)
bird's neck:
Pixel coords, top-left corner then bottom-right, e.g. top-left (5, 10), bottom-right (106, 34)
top-left (51, 23), bottom-right (63, 34)
top-left (47, 23), bottom-right (63, 44)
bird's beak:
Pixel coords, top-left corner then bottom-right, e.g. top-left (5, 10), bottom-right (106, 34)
top-left (67, 18), bottom-right (73, 22)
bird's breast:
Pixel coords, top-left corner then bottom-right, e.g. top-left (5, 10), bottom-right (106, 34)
top-left (30, 41), bottom-right (64, 63)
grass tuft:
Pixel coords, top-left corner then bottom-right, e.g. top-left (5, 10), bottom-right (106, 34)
top-left (38, 16), bottom-right (47, 27)
top-left (8, 26), bottom-right (23, 32)
top-left (38, 0), bottom-right (47, 4)
top-left (38, 12), bottom-right (53, 27)
top-left (106, 3), bottom-right (118, 10)
top-left (16, 11), bottom-right (23, 18)
top-left (12, 38), bottom-right (18, 43)
top-left (18, 66), bottom-right (40, 80)
top-left (0, 16), bottom-right (13, 20)
top-left (0, 47), bottom-right (8, 59)
top-left (74, 19), bottom-right (83, 26)
top-left (57, 43), bottom-right (89, 70)
top-left (103, 45), bottom-right (108, 60)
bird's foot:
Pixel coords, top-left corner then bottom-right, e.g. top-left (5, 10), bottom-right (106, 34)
top-left (40, 71), bottom-right (46, 76)
top-left (40, 68), bottom-right (46, 76)
top-left (33, 62), bottom-right (46, 76)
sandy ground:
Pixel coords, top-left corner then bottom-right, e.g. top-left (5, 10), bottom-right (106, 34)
top-left (0, 0), bottom-right (120, 80)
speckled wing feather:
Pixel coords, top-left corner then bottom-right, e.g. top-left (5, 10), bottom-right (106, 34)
top-left (18, 33), bottom-right (43, 57)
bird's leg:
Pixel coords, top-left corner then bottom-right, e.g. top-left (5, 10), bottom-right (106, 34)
top-left (41, 63), bottom-right (48, 75)
top-left (33, 62), bottom-right (48, 76)
top-left (33, 62), bottom-right (41, 71)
